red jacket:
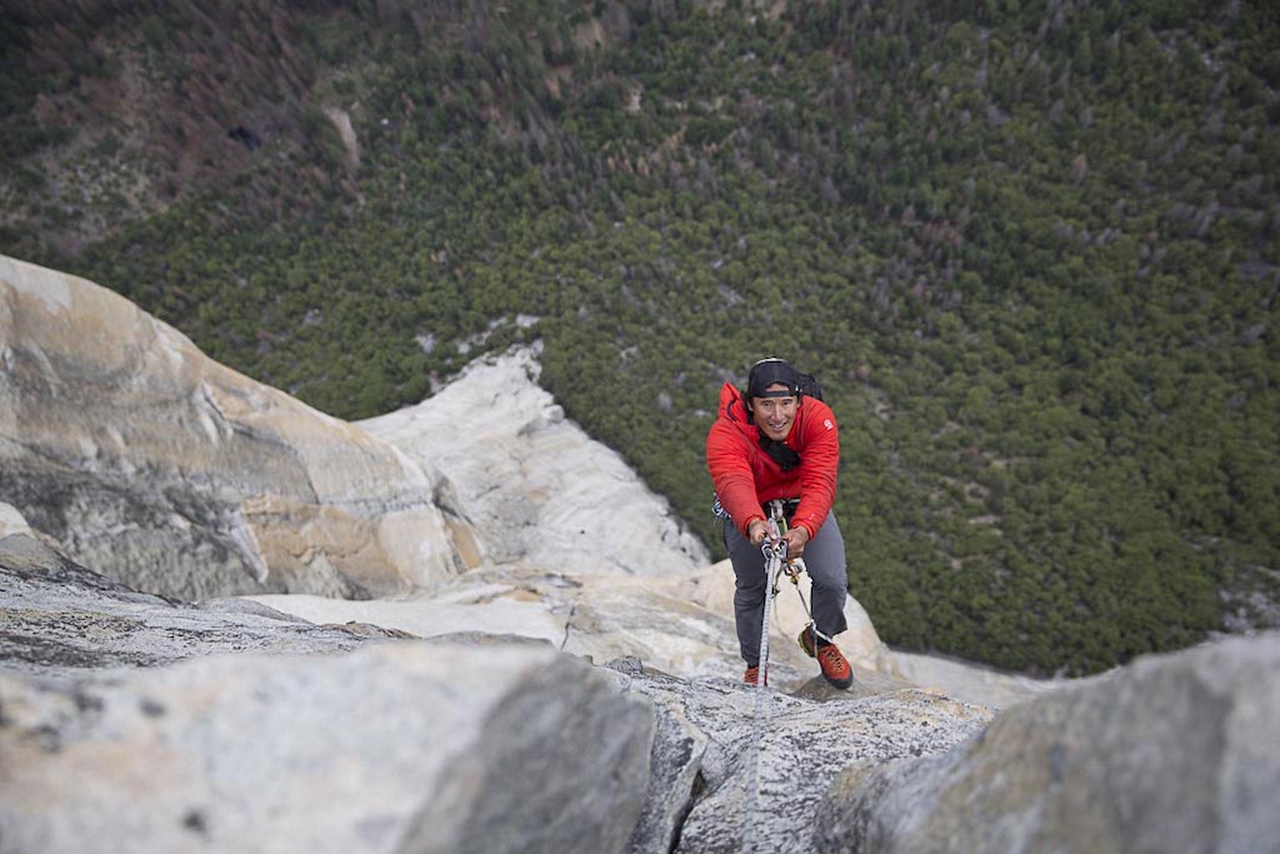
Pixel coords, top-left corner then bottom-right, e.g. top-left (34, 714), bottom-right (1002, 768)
top-left (706, 382), bottom-right (839, 539)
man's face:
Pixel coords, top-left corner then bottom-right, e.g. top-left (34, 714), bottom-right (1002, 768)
top-left (749, 383), bottom-right (798, 441)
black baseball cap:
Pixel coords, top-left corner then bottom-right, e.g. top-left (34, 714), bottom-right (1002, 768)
top-left (747, 358), bottom-right (800, 399)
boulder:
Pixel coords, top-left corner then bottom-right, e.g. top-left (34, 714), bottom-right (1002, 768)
top-left (0, 643), bottom-right (654, 854)
top-left (814, 632), bottom-right (1280, 854)
top-left (0, 255), bottom-right (474, 600)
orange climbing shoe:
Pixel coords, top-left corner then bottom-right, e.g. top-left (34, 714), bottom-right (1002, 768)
top-left (743, 665), bottom-right (768, 686)
top-left (798, 628), bottom-right (853, 689)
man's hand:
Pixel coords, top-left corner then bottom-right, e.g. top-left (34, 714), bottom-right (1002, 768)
top-left (782, 524), bottom-right (810, 558)
top-left (747, 518), bottom-right (774, 547)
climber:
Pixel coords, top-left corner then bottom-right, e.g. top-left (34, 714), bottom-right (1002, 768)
top-left (706, 357), bottom-right (853, 689)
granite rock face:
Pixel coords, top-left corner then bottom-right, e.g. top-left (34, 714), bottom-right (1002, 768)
top-left (0, 533), bottom-right (400, 679)
top-left (1, 256), bottom-right (708, 602)
top-left (247, 560), bottom-right (860, 691)
top-left (0, 255), bottom-right (476, 600)
top-left (814, 632), bottom-right (1280, 854)
top-left (0, 642), bottom-right (654, 854)
top-left (5, 524), bottom-right (1280, 852)
top-left (609, 658), bottom-right (994, 854)
top-left (244, 558), bottom-right (1051, 710)
top-left (7, 254), bottom-right (1280, 854)
top-left (0, 535), bottom-right (655, 854)
top-left (0, 534), bottom-right (991, 854)
top-left (356, 345), bottom-right (709, 577)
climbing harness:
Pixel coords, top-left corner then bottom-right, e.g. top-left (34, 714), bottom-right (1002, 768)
top-left (742, 499), bottom-right (831, 852)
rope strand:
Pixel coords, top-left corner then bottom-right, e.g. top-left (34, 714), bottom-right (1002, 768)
top-left (742, 501), bottom-right (788, 853)
top-left (743, 536), bottom-right (781, 854)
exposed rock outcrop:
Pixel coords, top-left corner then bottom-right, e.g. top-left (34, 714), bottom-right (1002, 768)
top-left (815, 633), bottom-right (1280, 854)
top-left (1, 625), bottom-right (653, 854)
top-left (1, 255), bottom-right (473, 600)
top-left (610, 657), bottom-right (993, 853)
top-left (356, 346), bottom-right (709, 577)
top-left (0, 533), bottom-right (399, 679)
top-left (243, 558), bottom-right (1050, 709)
top-left (1, 256), bottom-right (706, 602)
top-left (7, 534), bottom-right (1276, 853)
top-left (0, 536), bottom-right (989, 853)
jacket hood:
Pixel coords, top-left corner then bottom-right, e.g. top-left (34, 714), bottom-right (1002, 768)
top-left (717, 382), bottom-right (751, 430)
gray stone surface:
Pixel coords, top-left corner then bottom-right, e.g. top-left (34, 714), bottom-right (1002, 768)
top-left (0, 536), bottom-right (995, 854)
top-left (1, 255), bottom-right (468, 600)
top-left (0, 537), bottom-right (655, 854)
top-left (247, 557), bottom-right (1052, 710)
top-left (0, 643), bottom-right (654, 854)
top-left (0, 533), bottom-right (391, 679)
top-left (6, 526), bottom-right (1280, 854)
top-left (605, 658), bottom-right (995, 854)
top-left (814, 632), bottom-right (1280, 854)
top-left (356, 346), bottom-right (709, 576)
top-left (248, 561), bottom-right (902, 695)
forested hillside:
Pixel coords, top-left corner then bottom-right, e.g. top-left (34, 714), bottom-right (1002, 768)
top-left (3, 0), bottom-right (1277, 676)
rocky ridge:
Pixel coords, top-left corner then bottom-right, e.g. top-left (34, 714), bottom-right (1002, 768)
top-left (1, 255), bottom-right (461, 600)
top-left (0, 533), bottom-right (992, 853)
top-left (2, 255), bottom-right (1279, 852)
top-left (0, 255), bottom-right (705, 603)
top-left (4, 533), bottom-right (1277, 853)
top-left (355, 345), bottom-right (709, 578)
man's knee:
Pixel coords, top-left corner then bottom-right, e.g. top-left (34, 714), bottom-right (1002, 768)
top-left (809, 567), bottom-right (848, 599)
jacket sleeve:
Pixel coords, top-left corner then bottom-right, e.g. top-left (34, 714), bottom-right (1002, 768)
top-left (706, 421), bottom-right (765, 537)
top-left (790, 401), bottom-right (840, 538)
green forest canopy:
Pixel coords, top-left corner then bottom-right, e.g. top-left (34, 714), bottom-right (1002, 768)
top-left (3, 0), bottom-right (1277, 676)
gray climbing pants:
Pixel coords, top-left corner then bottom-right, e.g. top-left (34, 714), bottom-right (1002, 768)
top-left (724, 511), bottom-right (848, 667)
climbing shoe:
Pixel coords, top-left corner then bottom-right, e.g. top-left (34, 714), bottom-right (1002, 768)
top-left (743, 665), bottom-right (767, 686)
top-left (797, 628), bottom-right (853, 690)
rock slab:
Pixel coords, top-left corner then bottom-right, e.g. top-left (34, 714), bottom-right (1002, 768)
top-left (357, 346), bottom-right (708, 577)
top-left (606, 658), bottom-right (995, 854)
top-left (0, 642), bottom-right (654, 854)
top-left (0, 254), bottom-right (470, 600)
top-left (0, 533), bottom-right (403, 679)
top-left (815, 632), bottom-right (1280, 854)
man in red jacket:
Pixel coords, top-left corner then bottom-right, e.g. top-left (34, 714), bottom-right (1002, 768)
top-left (706, 357), bottom-right (853, 689)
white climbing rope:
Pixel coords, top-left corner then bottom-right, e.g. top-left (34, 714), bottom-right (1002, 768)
top-left (742, 500), bottom-right (794, 854)
top-left (742, 500), bottom-right (840, 851)
top-left (743, 522), bottom-right (783, 854)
